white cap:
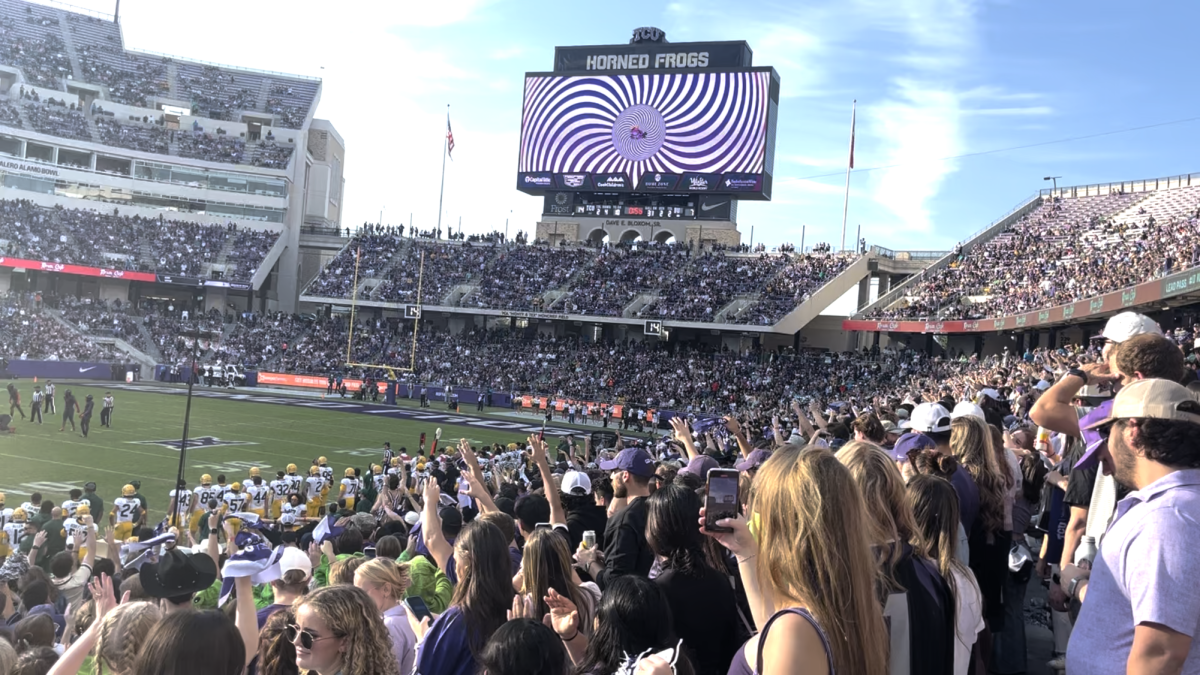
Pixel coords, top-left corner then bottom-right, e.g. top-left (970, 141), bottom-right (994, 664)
top-left (1094, 312), bottom-right (1162, 344)
top-left (908, 402), bottom-right (952, 433)
top-left (279, 546), bottom-right (312, 578)
top-left (976, 388), bottom-right (1001, 402)
top-left (952, 401), bottom-right (986, 421)
top-left (560, 470), bottom-right (592, 496)
top-left (1035, 380), bottom-right (1051, 391)
top-left (403, 511), bottom-right (420, 526)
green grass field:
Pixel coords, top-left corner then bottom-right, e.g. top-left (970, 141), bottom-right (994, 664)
top-left (0, 381), bottom-right (561, 519)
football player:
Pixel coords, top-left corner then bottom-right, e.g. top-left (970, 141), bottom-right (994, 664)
top-left (269, 471), bottom-right (290, 520)
top-left (167, 480), bottom-right (193, 529)
top-left (109, 485), bottom-right (142, 541)
top-left (283, 463), bottom-right (303, 498)
top-left (63, 505), bottom-right (98, 559)
top-left (191, 474), bottom-right (220, 535)
top-left (245, 469), bottom-right (269, 518)
top-left (304, 466), bottom-right (325, 518)
top-left (59, 489), bottom-right (84, 520)
top-left (339, 468), bottom-right (360, 511)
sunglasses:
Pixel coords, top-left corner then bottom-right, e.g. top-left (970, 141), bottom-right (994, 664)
top-left (286, 624), bottom-right (338, 650)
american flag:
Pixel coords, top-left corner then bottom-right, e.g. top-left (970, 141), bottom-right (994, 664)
top-left (848, 100), bottom-right (856, 169)
top-left (446, 115), bottom-right (455, 158)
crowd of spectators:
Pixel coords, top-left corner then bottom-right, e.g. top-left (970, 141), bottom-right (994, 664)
top-left (176, 128), bottom-right (246, 164)
top-left (637, 252), bottom-right (790, 321)
top-left (304, 226), bottom-right (406, 298)
top-left (0, 98), bottom-right (20, 127)
top-left (0, 292), bottom-right (119, 361)
top-left (372, 241), bottom-right (496, 304)
top-left (0, 199), bottom-right (279, 281)
top-left (560, 243), bottom-right (688, 316)
top-left (76, 45), bottom-right (169, 109)
top-left (464, 246), bottom-right (592, 311)
top-left (250, 140), bottom-right (293, 169)
top-left (49, 295), bottom-right (148, 354)
top-left (0, 14), bottom-right (70, 88)
top-left (216, 311), bottom-right (307, 368)
top-left (92, 114), bottom-right (168, 154)
top-left (21, 98), bottom-right (90, 142)
top-left (872, 190), bottom-right (1200, 320)
top-left (733, 251), bottom-right (856, 325)
top-left (179, 64), bottom-right (257, 122)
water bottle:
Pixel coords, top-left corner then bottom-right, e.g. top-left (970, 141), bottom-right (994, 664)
top-left (1075, 535), bottom-right (1098, 565)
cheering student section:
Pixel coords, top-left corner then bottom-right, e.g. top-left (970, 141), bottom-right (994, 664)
top-left (4, 314), bottom-right (1200, 675)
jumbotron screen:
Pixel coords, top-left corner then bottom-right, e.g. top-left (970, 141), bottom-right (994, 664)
top-left (517, 68), bottom-right (778, 198)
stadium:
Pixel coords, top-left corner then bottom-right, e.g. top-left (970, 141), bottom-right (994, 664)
top-left (0, 6), bottom-right (1197, 675)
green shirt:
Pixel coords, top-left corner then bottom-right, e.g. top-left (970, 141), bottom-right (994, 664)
top-left (40, 519), bottom-right (66, 559)
top-left (81, 493), bottom-right (104, 517)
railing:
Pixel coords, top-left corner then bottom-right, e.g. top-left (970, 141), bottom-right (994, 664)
top-left (25, 0), bottom-right (113, 20)
top-left (124, 48), bottom-right (322, 83)
top-left (1040, 172), bottom-right (1200, 200)
top-left (301, 223), bottom-right (347, 237)
top-left (871, 246), bottom-right (949, 261)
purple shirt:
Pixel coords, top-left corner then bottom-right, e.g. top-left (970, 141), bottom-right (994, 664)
top-left (1067, 469), bottom-right (1200, 675)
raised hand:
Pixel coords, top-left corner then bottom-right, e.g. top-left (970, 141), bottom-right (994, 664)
top-left (698, 508), bottom-right (757, 559)
top-left (543, 588), bottom-right (580, 638)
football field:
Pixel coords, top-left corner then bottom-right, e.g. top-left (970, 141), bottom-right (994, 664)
top-left (0, 381), bottom-right (587, 519)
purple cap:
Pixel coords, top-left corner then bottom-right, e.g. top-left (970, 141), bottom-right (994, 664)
top-left (679, 455), bottom-right (719, 478)
top-left (1074, 399), bottom-right (1115, 471)
top-left (888, 432), bottom-right (937, 461)
top-left (735, 449), bottom-right (773, 472)
top-left (598, 448), bottom-right (656, 477)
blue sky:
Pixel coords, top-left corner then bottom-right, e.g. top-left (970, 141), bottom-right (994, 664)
top-left (49, 0), bottom-right (1200, 252)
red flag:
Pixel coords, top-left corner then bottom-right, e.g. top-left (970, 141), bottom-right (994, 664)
top-left (848, 100), bottom-right (856, 169)
top-left (446, 115), bottom-right (455, 159)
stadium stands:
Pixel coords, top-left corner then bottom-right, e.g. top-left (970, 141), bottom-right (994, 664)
top-left (0, 199), bottom-right (280, 281)
top-left (93, 113), bottom-right (169, 154)
top-left (0, 294), bottom-right (120, 362)
top-left (869, 188), bottom-right (1200, 319)
top-left (52, 295), bottom-right (149, 353)
top-left (305, 229), bottom-right (856, 324)
top-left (22, 98), bottom-right (90, 142)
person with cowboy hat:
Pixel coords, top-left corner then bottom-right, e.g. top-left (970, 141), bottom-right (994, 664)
top-left (140, 536), bottom-right (219, 611)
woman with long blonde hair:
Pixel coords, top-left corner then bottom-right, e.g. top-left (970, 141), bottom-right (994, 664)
top-left (706, 446), bottom-right (889, 675)
top-left (907, 474), bottom-right (984, 675)
top-left (353, 558), bottom-right (418, 674)
top-left (837, 441), bottom-right (954, 675)
top-left (292, 585), bottom-right (399, 675)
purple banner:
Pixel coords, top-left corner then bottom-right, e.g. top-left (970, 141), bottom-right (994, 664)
top-left (4, 360), bottom-right (131, 380)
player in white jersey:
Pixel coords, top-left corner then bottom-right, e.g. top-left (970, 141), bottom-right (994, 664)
top-left (190, 474), bottom-right (220, 535)
top-left (371, 464), bottom-right (385, 493)
top-left (283, 463), bottom-right (303, 498)
top-left (63, 505), bottom-right (98, 558)
top-left (339, 468), bottom-right (361, 511)
top-left (0, 492), bottom-right (11, 530)
top-left (166, 481), bottom-right (193, 529)
top-left (223, 482), bottom-right (248, 514)
top-left (317, 456), bottom-right (334, 487)
top-left (60, 489), bottom-right (84, 519)
top-left (0, 504), bottom-right (25, 557)
top-left (304, 466), bottom-right (326, 518)
top-left (269, 471), bottom-right (290, 519)
top-left (245, 474), bottom-right (269, 518)
top-left (109, 485), bottom-right (142, 541)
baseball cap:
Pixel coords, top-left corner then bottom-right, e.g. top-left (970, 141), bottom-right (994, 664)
top-left (279, 546), bottom-right (312, 578)
top-left (734, 449), bottom-right (773, 472)
top-left (895, 408), bottom-right (910, 420)
top-left (1092, 312), bottom-right (1162, 344)
top-left (598, 448), bottom-right (656, 477)
top-left (908, 403), bottom-right (952, 434)
top-left (1035, 380), bottom-right (1052, 391)
top-left (679, 455), bottom-right (719, 478)
top-left (560, 470), bottom-right (592, 496)
top-left (952, 402), bottom-right (986, 421)
top-left (1074, 400), bottom-right (1115, 471)
top-left (976, 388), bottom-right (1001, 402)
top-left (888, 432), bottom-right (936, 461)
top-left (1081, 378), bottom-right (1200, 433)
top-left (439, 506), bottom-right (463, 538)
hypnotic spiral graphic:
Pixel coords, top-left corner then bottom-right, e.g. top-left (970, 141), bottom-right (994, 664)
top-left (519, 71), bottom-right (770, 186)
top-left (611, 104), bottom-right (666, 161)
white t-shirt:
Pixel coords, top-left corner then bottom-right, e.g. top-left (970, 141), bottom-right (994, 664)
top-left (952, 566), bottom-right (985, 675)
top-left (53, 564), bottom-right (92, 607)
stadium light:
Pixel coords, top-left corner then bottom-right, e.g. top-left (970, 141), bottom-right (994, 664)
top-left (1044, 176), bottom-right (1062, 194)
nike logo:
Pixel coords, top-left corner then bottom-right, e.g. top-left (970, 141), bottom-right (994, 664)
top-left (701, 202), bottom-right (728, 211)
top-left (78, 367), bottom-right (96, 373)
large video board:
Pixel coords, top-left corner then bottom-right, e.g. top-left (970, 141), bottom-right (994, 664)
top-left (517, 68), bottom-right (778, 199)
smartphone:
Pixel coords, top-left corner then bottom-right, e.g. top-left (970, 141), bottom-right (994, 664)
top-left (403, 596), bottom-right (433, 623)
top-left (704, 468), bottom-right (741, 533)
top-left (363, 546), bottom-right (377, 559)
top-left (535, 522), bottom-right (552, 530)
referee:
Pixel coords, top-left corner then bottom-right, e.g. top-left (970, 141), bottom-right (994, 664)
top-left (100, 392), bottom-right (114, 427)
top-left (30, 386), bottom-right (43, 424)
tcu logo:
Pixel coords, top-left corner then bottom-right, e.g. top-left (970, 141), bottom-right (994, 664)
top-left (630, 27), bottom-right (667, 44)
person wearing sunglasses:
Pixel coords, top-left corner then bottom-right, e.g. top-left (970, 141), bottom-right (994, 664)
top-left (292, 585), bottom-right (398, 675)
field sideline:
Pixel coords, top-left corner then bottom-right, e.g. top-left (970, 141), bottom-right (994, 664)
top-left (0, 380), bottom-right (601, 520)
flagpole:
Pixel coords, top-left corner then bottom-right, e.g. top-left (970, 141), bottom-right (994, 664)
top-left (840, 100), bottom-right (856, 252)
top-left (436, 104), bottom-right (448, 239)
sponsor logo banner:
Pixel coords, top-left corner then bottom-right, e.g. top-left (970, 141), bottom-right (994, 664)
top-left (3, 361), bottom-right (120, 379)
top-left (681, 173), bottom-right (720, 192)
top-left (638, 172), bottom-right (680, 191)
top-left (592, 172), bottom-right (631, 191)
top-left (518, 172), bottom-right (554, 189)
top-left (554, 173), bottom-right (592, 189)
top-left (257, 372), bottom-right (387, 393)
top-left (720, 172), bottom-right (763, 192)
top-left (0, 256), bottom-right (156, 282)
top-left (204, 280), bottom-right (252, 291)
top-left (156, 275), bottom-right (205, 287)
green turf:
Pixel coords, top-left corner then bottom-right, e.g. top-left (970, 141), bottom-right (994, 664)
top-left (0, 382), bottom-right (542, 520)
